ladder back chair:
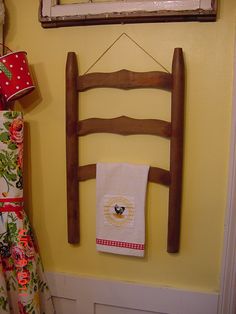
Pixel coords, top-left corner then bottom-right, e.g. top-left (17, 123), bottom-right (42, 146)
top-left (66, 48), bottom-right (185, 253)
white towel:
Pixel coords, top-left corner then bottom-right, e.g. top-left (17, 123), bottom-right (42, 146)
top-left (96, 162), bottom-right (150, 257)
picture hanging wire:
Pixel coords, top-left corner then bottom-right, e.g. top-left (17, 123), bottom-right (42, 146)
top-left (83, 32), bottom-right (170, 75)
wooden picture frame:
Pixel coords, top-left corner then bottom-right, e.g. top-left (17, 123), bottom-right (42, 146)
top-left (39, 0), bottom-right (217, 28)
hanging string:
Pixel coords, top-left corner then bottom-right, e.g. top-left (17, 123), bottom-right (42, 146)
top-left (83, 32), bottom-right (170, 75)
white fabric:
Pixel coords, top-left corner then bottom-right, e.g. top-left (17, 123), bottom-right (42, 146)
top-left (96, 162), bottom-right (149, 257)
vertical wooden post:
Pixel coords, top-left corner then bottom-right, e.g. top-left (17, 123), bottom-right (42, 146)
top-left (168, 48), bottom-right (185, 253)
top-left (66, 52), bottom-right (79, 244)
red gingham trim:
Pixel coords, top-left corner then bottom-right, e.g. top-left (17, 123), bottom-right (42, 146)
top-left (0, 204), bottom-right (23, 212)
top-left (0, 197), bottom-right (24, 203)
top-left (96, 238), bottom-right (144, 250)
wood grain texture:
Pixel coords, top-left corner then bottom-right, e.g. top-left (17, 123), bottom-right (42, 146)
top-left (78, 70), bottom-right (172, 92)
top-left (78, 164), bottom-right (171, 186)
top-left (78, 116), bottom-right (171, 138)
top-left (66, 52), bottom-right (79, 244)
top-left (167, 48), bottom-right (185, 253)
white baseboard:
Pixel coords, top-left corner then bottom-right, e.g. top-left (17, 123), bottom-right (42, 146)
top-left (45, 272), bottom-right (218, 314)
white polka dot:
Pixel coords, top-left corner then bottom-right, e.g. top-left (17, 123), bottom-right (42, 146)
top-left (20, 67), bottom-right (23, 71)
top-left (15, 55), bottom-right (19, 58)
top-left (23, 60), bottom-right (26, 63)
top-left (27, 72), bottom-right (30, 75)
top-left (26, 82), bottom-right (30, 85)
top-left (16, 86), bottom-right (19, 89)
top-left (17, 76), bottom-right (21, 79)
top-left (5, 82), bottom-right (9, 85)
top-left (4, 94), bottom-right (7, 97)
top-left (2, 59), bottom-right (6, 63)
top-left (9, 65), bottom-right (13, 68)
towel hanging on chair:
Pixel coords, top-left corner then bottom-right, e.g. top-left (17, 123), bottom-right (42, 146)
top-left (96, 162), bottom-right (149, 257)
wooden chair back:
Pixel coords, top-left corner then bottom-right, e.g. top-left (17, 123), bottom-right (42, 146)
top-left (66, 48), bottom-right (184, 253)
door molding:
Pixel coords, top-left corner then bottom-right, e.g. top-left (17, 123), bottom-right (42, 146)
top-left (217, 34), bottom-right (236, 314)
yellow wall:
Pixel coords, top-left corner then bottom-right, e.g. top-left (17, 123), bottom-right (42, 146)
top-left (4, 0), bottom-right (236, 292)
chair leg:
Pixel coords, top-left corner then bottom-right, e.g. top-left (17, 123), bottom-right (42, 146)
top-left (66, 52), bottom-right (79, 244)
top-left (168, 48), bottom-right (185, 253)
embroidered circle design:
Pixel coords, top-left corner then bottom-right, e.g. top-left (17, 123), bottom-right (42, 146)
top-left (103, 195), bottom-right (135, 227)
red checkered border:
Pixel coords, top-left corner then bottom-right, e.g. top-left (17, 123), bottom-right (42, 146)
top-left (96, 238), bottom-right (144, 250)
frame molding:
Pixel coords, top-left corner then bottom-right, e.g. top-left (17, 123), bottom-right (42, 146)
top-left (39, 0), bottom-right (217, 28)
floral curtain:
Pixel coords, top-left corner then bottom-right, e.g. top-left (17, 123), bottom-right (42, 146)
top-left (0, 111), bottom-right (55, 313)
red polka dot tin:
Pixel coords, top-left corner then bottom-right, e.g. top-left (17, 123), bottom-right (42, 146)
top-left (0, 51), bottom-right (35, 102)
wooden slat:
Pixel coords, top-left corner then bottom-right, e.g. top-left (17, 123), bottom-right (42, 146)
top-left (78, 69), bottom-right (172, 92)
top-left (78, 164), bottom-right (96, 181)
top-left (148, 166), bottom-right (171, 185)
top-left (78, 164), bottom-right (171, 186)
top-left (167, 48), bottom-right (184, 253)
top-left (78, 116), bottom-right (171, 138)
top-left (66, 52), bottom-right (79, 244)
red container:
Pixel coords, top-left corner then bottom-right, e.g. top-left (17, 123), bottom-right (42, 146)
top-left (0, 51), bottom-right (35, 102)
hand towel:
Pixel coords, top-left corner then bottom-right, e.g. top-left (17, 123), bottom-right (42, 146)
top-left (96, 162), bottom-right (149, 257)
